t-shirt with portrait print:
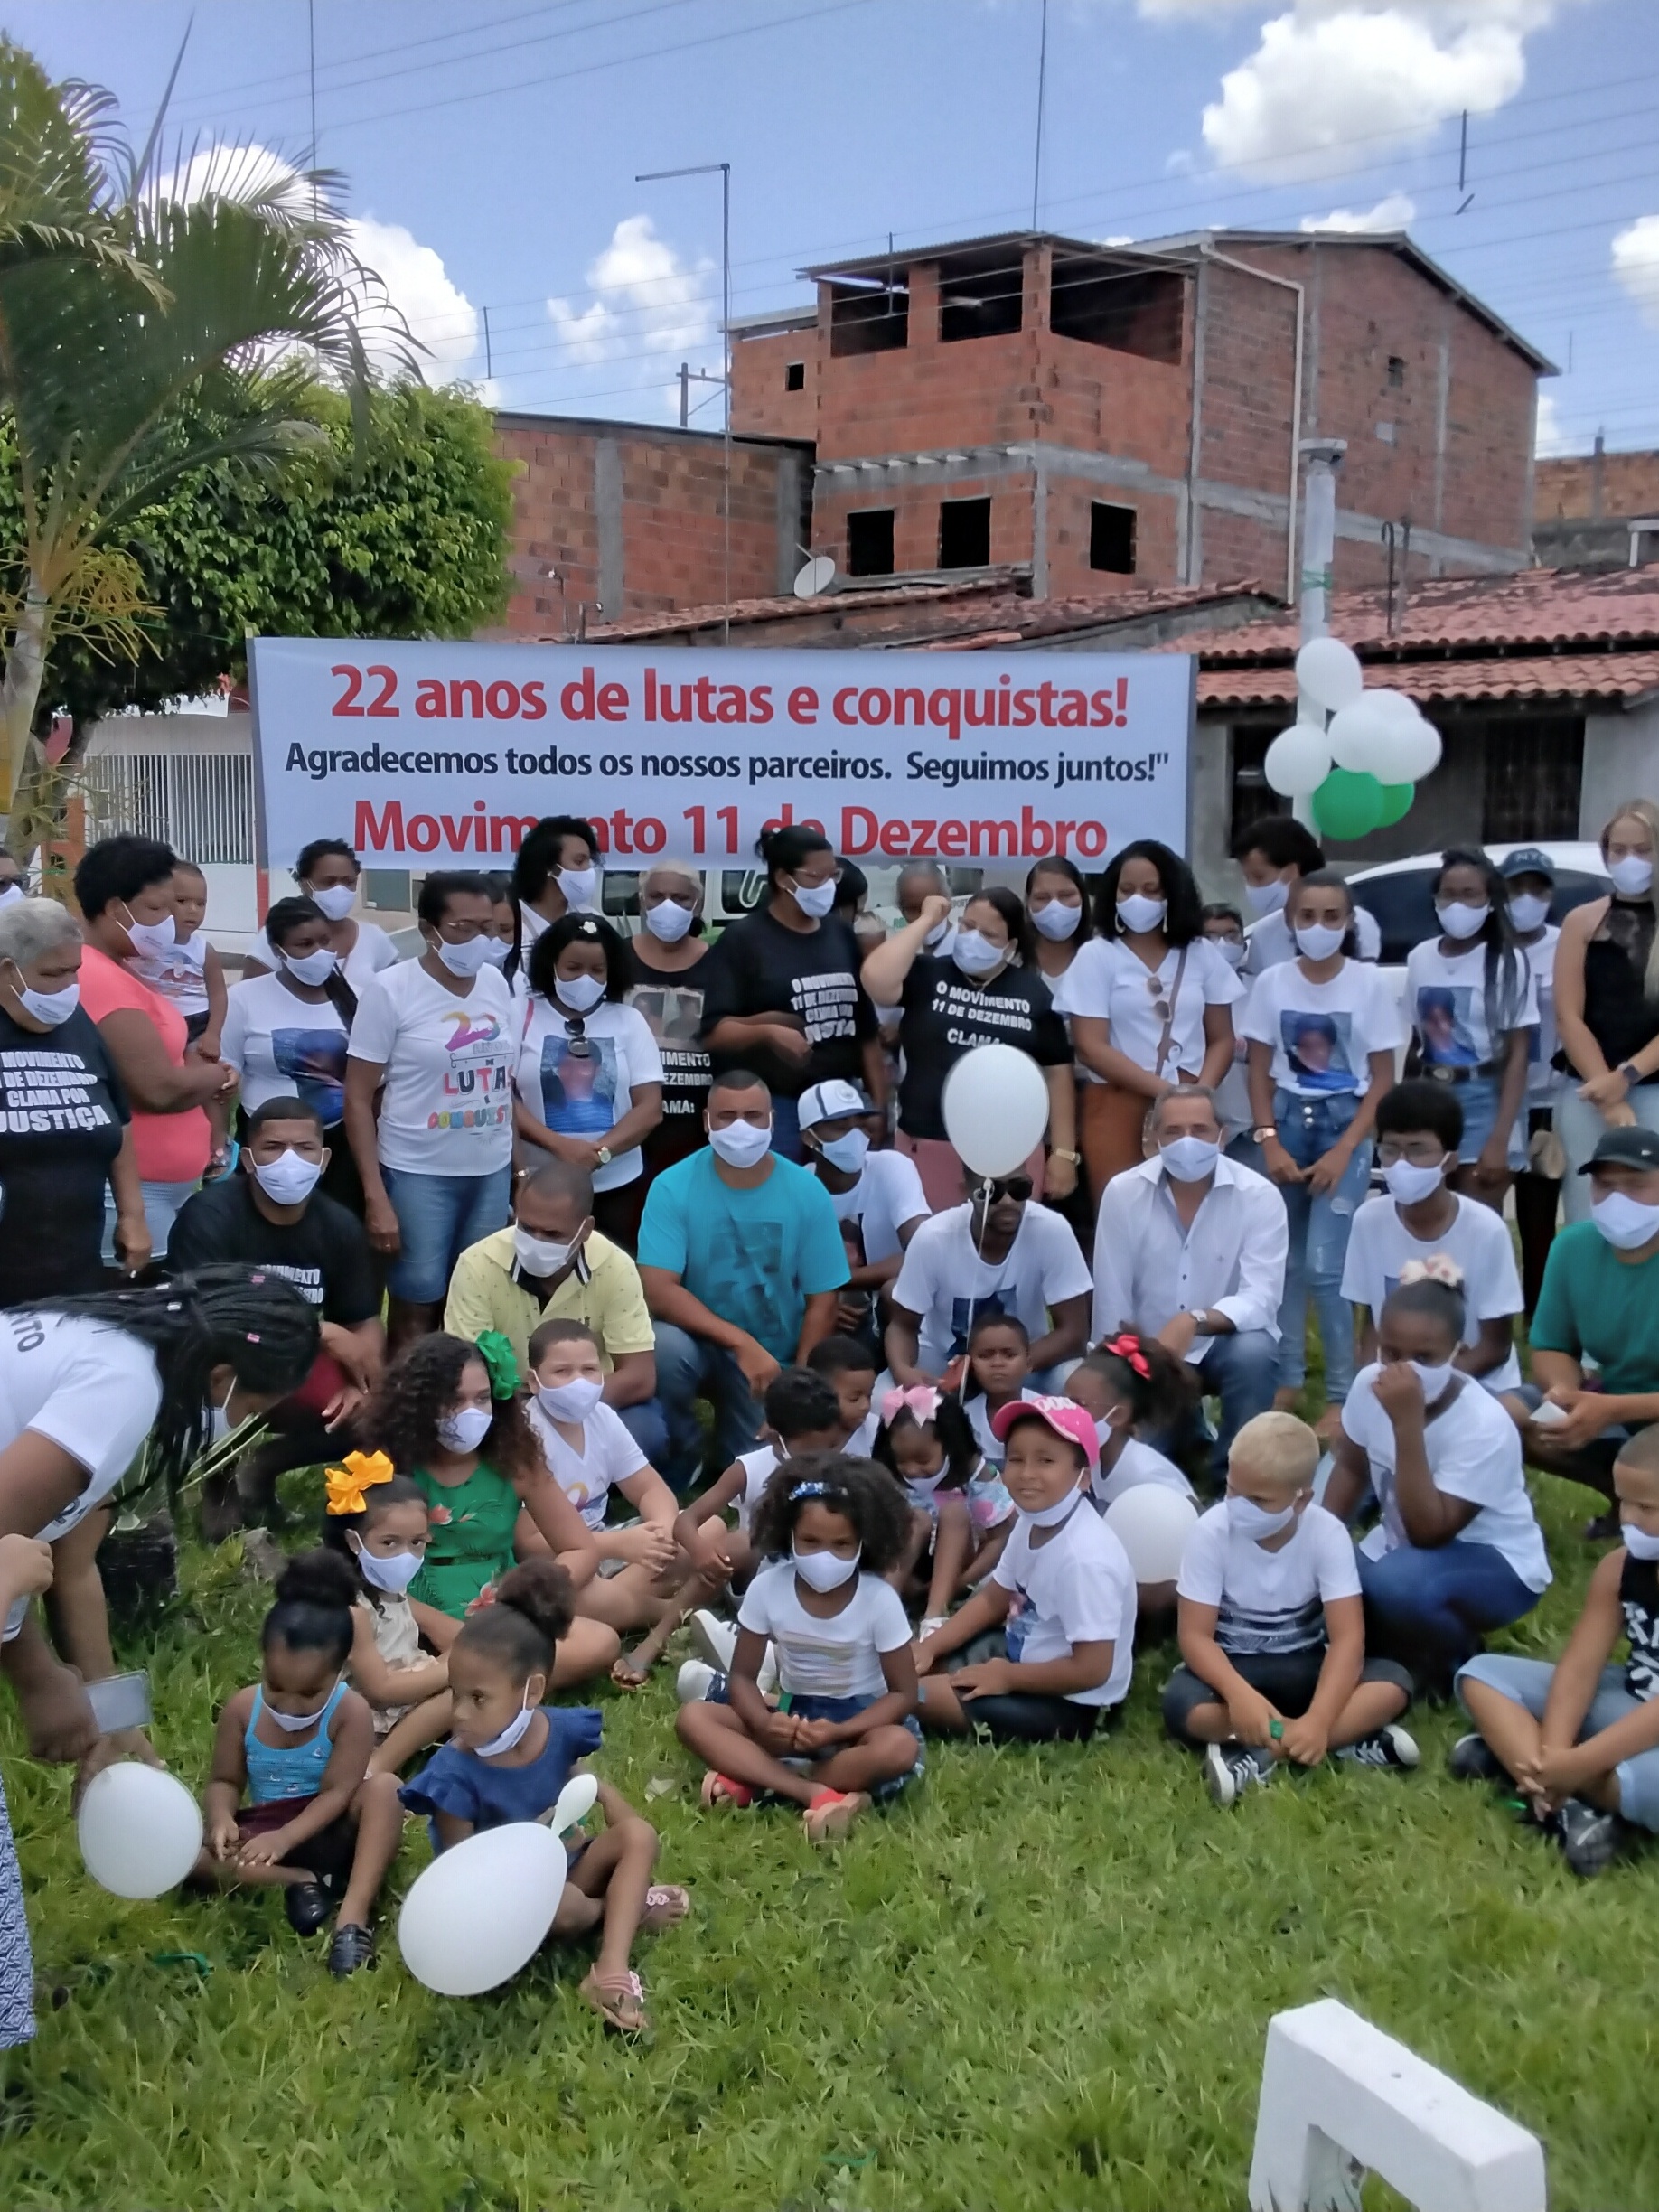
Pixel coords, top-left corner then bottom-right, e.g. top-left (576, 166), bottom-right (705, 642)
top-left (515, 994), bottom-right (663, 1191)
top-left (1239, 956), bottom-right (1405, 1099)
top-left (346, 959), bottom-right (515, 1175)
top-left (625, 940), bottom-right (712, 1126)
top-left (1405, 938), bottom-right (1537, 1071)
top-left (697, 907), bottom-right (876, 1099)
top-left (220, 973), bottom-right (350, 1126)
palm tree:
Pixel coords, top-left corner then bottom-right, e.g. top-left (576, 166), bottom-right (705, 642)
top-left (0, 41), bottom-right (405, 848)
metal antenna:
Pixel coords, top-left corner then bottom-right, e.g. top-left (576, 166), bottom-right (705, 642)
top-left (1031, 0), bottom-right (1049, 230)
top-left (131, 14), bottom-right (193, 200)
top-left (1456, 108), bottom-right (1474, 213)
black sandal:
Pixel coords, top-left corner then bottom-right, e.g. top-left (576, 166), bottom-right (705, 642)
top-left (327, 1922), bottom-right (375, 1976)
top-left (284, 1881), bottom-right (334, 1936)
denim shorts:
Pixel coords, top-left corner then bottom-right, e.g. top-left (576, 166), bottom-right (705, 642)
top-left (703, 1676), bottom-right (923, 1801)
top-left (380, 1161), bottom-right (512, 1303)
top-left (1457, 1652), bottom-right (1659, 1831)
top-left (1446, 1073), bottom-right (1525, 1171)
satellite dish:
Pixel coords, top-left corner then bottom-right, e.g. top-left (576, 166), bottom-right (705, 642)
top-left (793, 555), bottom-right (837, 599)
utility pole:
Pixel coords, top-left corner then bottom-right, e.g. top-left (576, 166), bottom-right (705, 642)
top-left (639, 162), bottom-right (732, 642)
top-left (1296, 437), bottom-right (1346, 830)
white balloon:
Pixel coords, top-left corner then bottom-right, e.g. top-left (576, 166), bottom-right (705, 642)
top-left (398, 1822), bottom-right (567, 1996)
top-left (78, 1764), bottom-right (203, 1899)
top-left (1103, 1486), bottom-right (1199, 1584)
top-left (1385, 712), bottom-right (1443, 783)
top-left (1264, 724), bottom-right (1334, 797)
top-left (1326, 698), bottom-right (1396, 778)
top-left (548, 1772), bottom-right (598, 1834)
top-left (1295, 636), bottom-right (1364, 714)
top-left (1364, 688), bottom-right (1421, 727)
top-left (941, 1042), bottom-right (1051, 1180)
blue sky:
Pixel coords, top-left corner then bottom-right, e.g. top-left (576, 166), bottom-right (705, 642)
top-left (12, 0), bottom-right (1659, 454)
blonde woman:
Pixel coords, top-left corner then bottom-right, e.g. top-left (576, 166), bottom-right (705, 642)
top-left (1555, 798), bottom-right (1659, 1222)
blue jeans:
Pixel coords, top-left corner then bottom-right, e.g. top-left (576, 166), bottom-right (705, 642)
top-left (652, 1320), bottom-right (765, 1492)
top-left (1360, 1538), bottom-right (1540, 1678)
top-left (1155, 1328), bottom-right (1281, 1488)
top-left (616, 1396), bottom-right (670, 1469)
top-left (380, 1162), bottom-right (512, 1304)
top-left (102, 1176), bottom-right (199, 1264)
top-left (1456, 1654), bottom-right (1659, 1830)
top-left (1272, 1088), bottom-right (1371, 1403)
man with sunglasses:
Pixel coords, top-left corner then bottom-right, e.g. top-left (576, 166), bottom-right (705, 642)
top-left (1091, 1087), bottom-right (1288, 1482)
top-left (886, 1163), bottom-right (1092, 1390)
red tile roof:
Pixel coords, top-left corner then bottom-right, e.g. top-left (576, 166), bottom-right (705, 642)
top-left (1199, 651), bottom-right (1659, 712)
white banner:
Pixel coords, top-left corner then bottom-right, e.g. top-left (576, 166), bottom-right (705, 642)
top-left (248, 637), bottom-right (1194, 873)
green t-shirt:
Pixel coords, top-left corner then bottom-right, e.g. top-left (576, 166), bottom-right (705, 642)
top-left (408, 1460), bottom-right (520, 1618)
top-left (1530, 1222), bottom-right (1659, 1398)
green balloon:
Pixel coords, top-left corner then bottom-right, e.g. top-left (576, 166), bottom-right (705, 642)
top-left (1313, 768), bottom-right (1386, 841)
top-left (1375, 782), bottom-right (1414, 827)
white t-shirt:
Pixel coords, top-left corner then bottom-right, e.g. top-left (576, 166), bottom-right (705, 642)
top-left (0, 1314), bottom-right (162, 1637)
top-left (220, 973), bottom-right (351, 1124)
top-left (130, 928), bottom-right (210, 1019)
top-left (1176, 1499), bottom-right (1360, 1654)
top-left (1340, 1363), bottom-right (1551, 1592)
top-left (1244, 904), bottom-right (1381, 975)
top-left (1240, 957), bottom-right (1406, 1099)
top-left (732, 1443), bottom-right (779, 1534)
top-left (1092, 1435), bottom-right (1195, 1512)
top-left (1340, 1193), bottom-right (1523, 1393)
top-left (525, 1397), bottom-right (648, 1531)
top-left (826, 1149), bottom-right (929, 1268)
top-left (1518, 924), bottom-right (1561, 1101)
top-left (346, 960), bottom-right (515, 1175)
top-left (966, 1386), bottom-right (1039, 1467)
top-left (892, 1202), bottom-right (1094, 1375)
top-left (847, 1411), bottom-right (879, 1457)
top-left (737, 1560), bottom-right (913, 1701)
top-left (1405, 937), bottom-right (1538, 1071)
top-left (1052, 935), bottom-right (1242, 1082)
top-left (991, 1499), bottom-right (1136, 1706)
top-left (515, 996), bottom-right (664, 1192)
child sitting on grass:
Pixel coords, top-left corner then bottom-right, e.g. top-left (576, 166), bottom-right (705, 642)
top-left (961, 1312), bottom-right (1037, 1467)
top-left (873, 1383), bottom-right (1014, 1635)
top-left (1066, 1334), bottom-right (1195, 1618)
top-left (1453, 1421), bottom-right (1659, 1878)
top-left (399, 1559), bottom-right (685, 2032)
top-left (1162, 1411), bottom-right (1417, 1807)
top-left (808, 1333), bottom-right (879, 1455)
top-left (675, 1454), bottom-right (923, 1842)
top-left (320, 1454), bottom-right (452, 1773)
top-left (914, 1400), bottom-right (1136, 1745)
top-left (196, 1551), bottom-right (375, 1937)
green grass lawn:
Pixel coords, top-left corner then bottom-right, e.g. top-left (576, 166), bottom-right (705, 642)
top-left (0, 1465), bottom-right (1645, 2212)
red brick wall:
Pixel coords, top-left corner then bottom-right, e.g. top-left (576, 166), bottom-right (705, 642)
top-left (1537, 450), bottom-right (1659, 520)
top-left (728, 327), bottom-right (818, 441)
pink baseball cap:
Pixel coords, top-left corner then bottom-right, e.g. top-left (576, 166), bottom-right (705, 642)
top-left (989, 1393), bottom-right (1100, 1471)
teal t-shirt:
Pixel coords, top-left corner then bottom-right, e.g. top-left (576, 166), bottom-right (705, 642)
top-left (1530, 1221), bottom-right (1659, 1397)
top-left (636, 1148), bottom-right (849, 1362)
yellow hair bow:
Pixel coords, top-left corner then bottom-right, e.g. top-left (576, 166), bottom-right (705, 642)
top-left (324, 1450), bottom-right (396, 1517)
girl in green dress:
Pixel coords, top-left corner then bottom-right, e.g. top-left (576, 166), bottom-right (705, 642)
top-left (358, 1330), bottom-right (620, 1687)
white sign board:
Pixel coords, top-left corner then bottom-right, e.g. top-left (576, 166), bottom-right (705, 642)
top-left (248, 638), bottom-right (1194, 873)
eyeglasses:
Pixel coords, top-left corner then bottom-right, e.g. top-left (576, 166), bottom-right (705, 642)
top-left (1377, 1140), bottom-right (1445, 1167)
top-left (981, 1175), bottom-right (1033, 1204)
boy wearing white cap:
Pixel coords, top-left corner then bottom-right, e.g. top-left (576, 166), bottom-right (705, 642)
top-left (798, 1079), bottom-right (930, 1340)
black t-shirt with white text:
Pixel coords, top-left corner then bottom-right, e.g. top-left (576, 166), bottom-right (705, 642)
top-left (896, 954), bottom-right (1071, 1141)
top-left (698, 907), bottom-right (876, 1099)
top-left (167, 1174), bottom-right (380, 1326)
top-left (0, 1005), bottom-right (128, 1300)
top-left (626, 939), bottom-right (713, 1124)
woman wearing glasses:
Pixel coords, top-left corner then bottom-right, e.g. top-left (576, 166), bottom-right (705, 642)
top-left (515, 914), bottom-right (664, 1249)
top-left (698, 824), bottom-right (885, 1161)
top-left (1051, 839), bottom-right (1242, 1203)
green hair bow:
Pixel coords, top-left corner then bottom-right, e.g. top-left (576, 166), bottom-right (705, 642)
top-left (474, 1330), bottom-right (521, 1401)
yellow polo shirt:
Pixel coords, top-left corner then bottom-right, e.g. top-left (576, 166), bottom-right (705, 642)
top-left (443, 1227), bottom-right (656, 1377)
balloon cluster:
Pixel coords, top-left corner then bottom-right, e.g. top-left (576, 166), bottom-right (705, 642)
top-left (1262, 638), bottom-right (1443, 843)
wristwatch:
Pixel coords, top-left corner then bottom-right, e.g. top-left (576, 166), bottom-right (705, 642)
top-left (1619, 1062), bottom-right (1643, 1087)
top-left (1251, 1125), bottom-right (1277, 1144)
top-left (1050, 1148), bottom-right (1081, 1165)
top-left (595, 1145), bottom-right (614, 1167)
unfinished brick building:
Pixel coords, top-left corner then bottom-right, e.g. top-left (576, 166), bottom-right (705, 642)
top-left (728, 228), bottom-right (1551, 603)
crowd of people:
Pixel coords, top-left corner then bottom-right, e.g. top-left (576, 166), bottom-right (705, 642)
top-left (2, 796), bottom-right (1659, 2035)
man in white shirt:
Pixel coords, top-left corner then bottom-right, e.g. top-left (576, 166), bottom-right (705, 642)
top-left (1092, 1088), bottom-right (1288, 1478)
top-left (798, 1077), bottom-right (929, 1345)
top-left (1234, 815), bottom-right (1381, 974)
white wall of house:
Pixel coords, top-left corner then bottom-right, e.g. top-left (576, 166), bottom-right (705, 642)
top-left (1580, 700), bottom-right (1659, 839)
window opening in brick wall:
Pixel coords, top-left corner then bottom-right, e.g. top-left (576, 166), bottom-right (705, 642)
top-left (847, 509), bottom-right (895, 576)
top-left (1050, 257), bottom-right (1184, 363)
top-left (1481, 714), bottom-right (1585, 843)
top-left (829, 280), bottom-right (907, 357)
top-left (1229, 722), bottom-right (1280, 851)
top-left (939, 496), bottom-right (991, 569)
top-left (938, 253), bottom-right (1023, 342)
top-left (784, 361), bottom-right (805, 391)
top-left (1387, 356), bottom-right (1405, 388)
top-left (1090, 502), bottom-right (1137, 574)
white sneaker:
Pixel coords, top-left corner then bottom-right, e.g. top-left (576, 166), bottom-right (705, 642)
top-left (676, 1659), bottom-right (717, 1705)
top-left (1204, 1742), bottom-right (1275, 1807)
top-left (689, 1610), bottom-right (736, 1673)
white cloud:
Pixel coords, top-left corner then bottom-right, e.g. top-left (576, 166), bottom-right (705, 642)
top-left (1198, 4), bottom-right (1561, 183)
top-left (1611, 213), bottom-right (1659, 329)
top-left (1300, 188), bottom-right (1417, 232)
top-left (1533, 390), bottom-right (1575, 457)
top-left (546, 215), bottom-right (713, 370)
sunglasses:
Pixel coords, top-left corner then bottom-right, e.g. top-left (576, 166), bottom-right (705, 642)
top-left (982, 1175), bottom-right (1034, 1204)
top-left (561, 1014), bottom-right (593, 1060)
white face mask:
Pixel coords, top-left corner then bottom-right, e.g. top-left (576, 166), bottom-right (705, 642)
top-left (251, 1148), bottom-right (323, 1205)
top-left (474, 1689), bottom-right (539, 1759)
top-left (952, 928), bottom-right (1005, 977)
top-left (644, 899), bottom-right (696, 943)
top-left (558, 865), bottom-right (601, 913)
top-left (306, 883), bottom-right (358, 923)
top-left (1383, 1157), bottom-right (1446, 1205)
top-left (478, 936), bottom-right (511, 967)
top-left (10, 970), bottom-right (79, 1026)
top-left (1436, 901), bottom-right (1489, 940)
top-left (207, 1377), bottom-right (239, 1445)
top-left (922, 918), bottom-right (951, 950)
top-left (1214, 937), bottom-right (1248, 970)
top-left (708, 1118), bottom-right (773, 1169)
top-left (0, 881), bottom-right (23, 908)
top-left (1244, 876), bottom-right (1289, 917)
top-left (789, 875), bottom-right (838, 920)
top-left (1020, 1491), bottom-right (1083, 1529)
top-left (1410, 1358), bottom-right (1457, 1403)
top-left (430, 933), bottom-right (493, 979)
top-left (120, 905), bottom-right (178, 961)
top-left (1620, 1521), bottom-right (1659, 1562)
top-left (1030, 899), bottom-right (1082, 942)
top-left (1507, 892), bottom-right (1551, 934)
top-left (816, 1127), bottom-right (870, 1174)
top-left (349, 1534), bottom-right (425, 1596)
top-left (556, 970), bottom-right (607, 1015)
top-left (1093, 1413), bottom-right (1125, 1449)
top-left (263, 1683), bottom-right (339, 1733)
top-left (1116, 893), bottom-right (1167, 935)
top-left (792, 1542), bottom-right (861, 1591)
top-left (1159, 1134), bottom-right (1221, 1183)
top-left (537, 1376), bottom-right (605, 1422)
top-left (1227, 1494), bottom-right (1297, 1540)
top-left (1294, 922), bottom-right (1346, 961)
top-left (278, 945), bottom-right (339, 987)
top-left (513, 1225), bottom-right (579, 1277)
top-left (1608, 854), bottom-right (1654, 898)
top-left (1591, 1189), bottom-right (1659, 1251)
top-left (437, 1403), bottom-right (493, 1454)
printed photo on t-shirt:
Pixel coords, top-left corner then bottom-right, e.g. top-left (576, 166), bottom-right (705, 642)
top-left (538, 1033), bottom-right (620, 1139)
top-left (271, 1026), bottom-right (348, 1123)
top-left (1416, 985), bottom-right (1480, 1067)
top-left (1281, 1009), bottom-right (1357, 1092)
top-left (629, 980), bottom-right (705, 1050)
top-left (948, 1287), bottom-right (1016, 1357)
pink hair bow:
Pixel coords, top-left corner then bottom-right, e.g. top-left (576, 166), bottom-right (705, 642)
top-left (879, 1384), bottom-right (942, 1429)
